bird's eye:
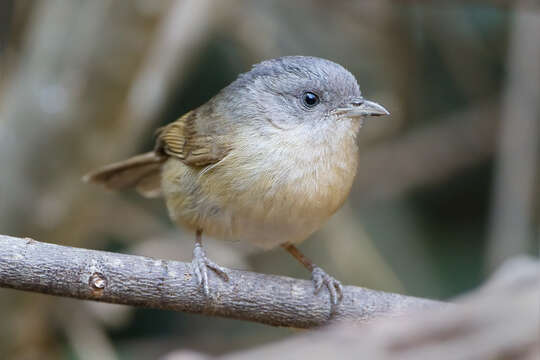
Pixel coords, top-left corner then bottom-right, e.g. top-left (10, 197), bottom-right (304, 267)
top-left (302, 92), bottom-right (320, 108)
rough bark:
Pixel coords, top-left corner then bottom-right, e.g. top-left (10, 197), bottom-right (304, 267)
top-left (0, 235), bottom-right (440, 329)
top-left (164, 257), bottom-right (540, 360)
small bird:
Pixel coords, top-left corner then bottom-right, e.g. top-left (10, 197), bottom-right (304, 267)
top-left (84, 56), bottom-right (389, 305)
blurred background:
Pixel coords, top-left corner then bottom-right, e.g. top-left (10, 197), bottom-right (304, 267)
top-left (0, 0), bottom-right (538, 359)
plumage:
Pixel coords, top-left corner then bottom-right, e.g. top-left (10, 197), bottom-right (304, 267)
top-left (156, 109), bottom-right (232, 167)
top-left (160, 115), bottom-right (360, 248)
top-left (84, 56), bottom-right (389, 303)
top-left (83, 152), bottom-right (165, 198)
top-left (85, 56), bottom-right (370, 247)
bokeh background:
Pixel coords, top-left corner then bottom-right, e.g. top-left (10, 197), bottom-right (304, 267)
top-left (0, 1), bottom-right (538, 359)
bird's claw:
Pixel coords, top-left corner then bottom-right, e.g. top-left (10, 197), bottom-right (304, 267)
top-left (311, 266), bottom-right (343, 306)
top-left (192, 245), bottom-right (228, 297)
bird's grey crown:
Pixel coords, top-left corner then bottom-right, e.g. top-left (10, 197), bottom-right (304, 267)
top-left (231, 56), bottom-right (361, 100)
top-left (217, 56), bottom-right (364, 129)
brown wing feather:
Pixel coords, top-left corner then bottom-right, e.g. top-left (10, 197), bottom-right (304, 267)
top-left (84, 105), bottom-right (230, 198)
top-left (156, 110), bottom-right (230, 167)
top-left (135, 169), bottom-right (163, 198)
top-left (83, 152), bottom-right (165, 198)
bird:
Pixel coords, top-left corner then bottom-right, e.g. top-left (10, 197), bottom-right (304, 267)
top-left (84, 56), bottom-right (389, 305)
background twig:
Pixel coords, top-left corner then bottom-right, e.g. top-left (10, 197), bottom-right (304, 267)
top-left (487, 4), bottom-right (540, 270)
top-left (354, 100), bottom-right (499, 203)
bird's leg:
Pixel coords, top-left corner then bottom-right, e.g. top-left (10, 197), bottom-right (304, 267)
top-left (192, 229), bottom-right (229, 296)
top-left (282, 243), bottom-right (343, 305)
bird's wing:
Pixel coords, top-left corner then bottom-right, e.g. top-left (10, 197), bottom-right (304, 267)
top-left (156, 109), bottom-right (232, 167)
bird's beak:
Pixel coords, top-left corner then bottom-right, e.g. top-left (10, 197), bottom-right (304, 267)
top-left (335, 98), bottom-right (390, 118)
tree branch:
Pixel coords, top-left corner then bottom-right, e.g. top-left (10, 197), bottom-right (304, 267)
top-left (204, 258), bottom-right (539, 360)
top-left (0, 235), bottom-right (441, 328)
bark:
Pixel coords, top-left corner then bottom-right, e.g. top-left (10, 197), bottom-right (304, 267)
top-left (165, 257), bottom-right (540, 360)
top-left (0, 234), bottom-right (440, 329)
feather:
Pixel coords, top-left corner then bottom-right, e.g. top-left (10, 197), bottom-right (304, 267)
top-left (83, 152), bottom-right (165, 198)
top-left (156, 110), bottom-right (231, 167)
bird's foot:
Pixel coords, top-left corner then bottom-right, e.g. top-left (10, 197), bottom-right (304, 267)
top-left (311, 266), bottom-right (343, 306)
top-left (192, 244), bottom-right (229, 297)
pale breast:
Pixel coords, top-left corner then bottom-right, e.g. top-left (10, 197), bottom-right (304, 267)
top-left (161, 120), bottom-right (360, 248)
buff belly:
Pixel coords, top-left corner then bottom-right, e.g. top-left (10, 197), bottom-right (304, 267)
top-left (161, 161), bottom-right (332, 248)
top-left (161, 122), bottom-right (360, 249)
top-left (161, 159), bottom-right (357, 248)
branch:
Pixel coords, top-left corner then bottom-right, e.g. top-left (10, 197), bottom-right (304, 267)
top-left (0, 235), bottom-right (441, 328)
top-left (165, 257), bottom-right (540, 360)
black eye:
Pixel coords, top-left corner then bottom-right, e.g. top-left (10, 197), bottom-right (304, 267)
top-left (302, 92), bottom-right (320, 108)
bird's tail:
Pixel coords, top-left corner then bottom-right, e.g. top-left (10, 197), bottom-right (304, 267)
top-left (83, 152), bottom-right (166, 198)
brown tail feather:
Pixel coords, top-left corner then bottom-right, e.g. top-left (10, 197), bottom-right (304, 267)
top-left (83, 152), bottom-right (166, 198)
